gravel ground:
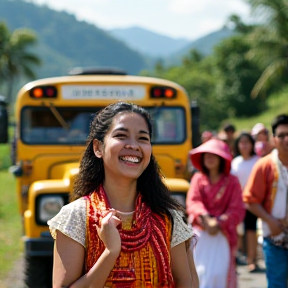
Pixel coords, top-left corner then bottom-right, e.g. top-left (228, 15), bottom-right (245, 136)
top-left (0, 255), bottom-right (25, 288)
top-left (238, 259), bottom-right (267, 288)
top-left (238, 243), bottom-right (267, 288)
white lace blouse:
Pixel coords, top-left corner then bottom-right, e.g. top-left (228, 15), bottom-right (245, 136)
top-left (48, 198), bottom-right (194, 249)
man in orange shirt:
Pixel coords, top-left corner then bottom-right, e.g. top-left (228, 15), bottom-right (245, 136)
top-left (243, 114), bottom-right (288, 288)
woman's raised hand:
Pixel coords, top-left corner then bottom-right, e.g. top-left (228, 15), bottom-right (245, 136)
top-left (97, 209), bottom-right (122, 255)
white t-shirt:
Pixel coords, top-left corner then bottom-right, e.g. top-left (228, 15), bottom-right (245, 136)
top-left (231, 155), bottom-right (260, 189)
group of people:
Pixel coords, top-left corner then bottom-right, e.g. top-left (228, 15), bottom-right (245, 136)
top-left (47, 101), bottom-right (288, 288)
top-left (190, 118), bottom-right (288, 288)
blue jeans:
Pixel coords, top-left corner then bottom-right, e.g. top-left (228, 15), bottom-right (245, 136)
top-left (263, 238), bottom-right (288, 288)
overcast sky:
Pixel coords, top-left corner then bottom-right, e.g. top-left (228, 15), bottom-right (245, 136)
top-left (30, 0), bottom-right (250, 40)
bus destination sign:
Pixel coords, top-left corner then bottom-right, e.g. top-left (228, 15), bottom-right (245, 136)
top-left (62, 85), bottom-right (146, 100)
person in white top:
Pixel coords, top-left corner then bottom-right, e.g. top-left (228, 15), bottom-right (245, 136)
top-left (231, 132), bottom-right (260, 272)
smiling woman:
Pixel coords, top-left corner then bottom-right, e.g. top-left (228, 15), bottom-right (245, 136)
top-left (8, 67), bottom-right (198, 288)
top-left (48, 102), bottom-right (199, 288)
top-left (93, 111), bottom-right (152, 182)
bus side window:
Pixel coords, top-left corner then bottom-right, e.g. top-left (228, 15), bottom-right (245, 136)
top-left (67, 112), bottom-right (90, 140)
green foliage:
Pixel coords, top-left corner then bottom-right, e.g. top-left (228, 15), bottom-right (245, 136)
top-left (245, 0), bottom-right (288, 97)
top-left (0, 22), bottom-right (10, 83)
top-left (227, 85), bottom-right (288, 132)
top-left (147, 27), bottom-right (272, 129)
top-left (213, 35), bottom-right (265, 117)
top-left (226, 14), bottom-right (255, 34)
top-left (145, 29), bottom-right (270, 129)
top-left (0, 21), bottom-right (41, 104)
top-left (0, 144), bottom-right (11, 170)
top-left (142, 52), bottom-right (226, 130)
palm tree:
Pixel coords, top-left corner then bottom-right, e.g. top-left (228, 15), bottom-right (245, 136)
top-left (0, 22), bottom-right (41, 105)
top-left (0, 22), bottom-right (10, 86)
top-left (245, 0), bottom-right (288, 97)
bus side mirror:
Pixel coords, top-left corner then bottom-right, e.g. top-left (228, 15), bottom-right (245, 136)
top-left (191, 101), bottom-right (200, 148)
top-left (0, 97), bottom-right (9, 143)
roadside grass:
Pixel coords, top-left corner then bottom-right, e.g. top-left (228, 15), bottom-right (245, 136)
top-left (227, 86), bottom-right (288, 133)
top-left (0, 129), bottom-right (23, 282)
top-left (0, 144), bottom-right (11, 171)
top-left (0, 170), bottom-right (23, 280)
top-left (0, 140), bottom-right (22, 281)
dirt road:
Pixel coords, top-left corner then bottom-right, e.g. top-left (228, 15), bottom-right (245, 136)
top-left (0, 255), bottom-right (25, 288)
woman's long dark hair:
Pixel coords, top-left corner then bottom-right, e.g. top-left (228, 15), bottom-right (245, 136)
top-left (234, 132), bottom-right (256, 157)
top-left (72, 101), bottom-right (184, 217)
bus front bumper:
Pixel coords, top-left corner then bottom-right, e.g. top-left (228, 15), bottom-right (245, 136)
top-left (23, 232), bottom-right (54, 257)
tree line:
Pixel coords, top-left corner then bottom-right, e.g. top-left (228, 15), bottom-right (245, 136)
top-left (142, 0), bottom-right (288, 130)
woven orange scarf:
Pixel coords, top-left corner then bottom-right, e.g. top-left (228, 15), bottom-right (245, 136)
top-left (84, 185), bottom-right (174, 288)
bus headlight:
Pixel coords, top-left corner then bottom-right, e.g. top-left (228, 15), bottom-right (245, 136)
top-left (38, 195), bottom-right (64, 223)
top-left (170, 192), bottom-right (186, 208)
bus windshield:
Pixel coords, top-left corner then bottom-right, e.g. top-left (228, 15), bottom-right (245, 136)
top-left (21, 106), bottom-right (186, 145)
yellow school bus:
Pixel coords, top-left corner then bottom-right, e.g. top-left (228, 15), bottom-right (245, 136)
top-left (5, 68), bottom-right (198, 288)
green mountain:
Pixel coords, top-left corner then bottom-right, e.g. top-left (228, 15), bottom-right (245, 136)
top-left (168, 27), bottom-right (235, 64)
top-left (109, 26), bottom-right (190, 57)
top-left (108, 26), bottom-right (235, 66)
top-left (176, 27), bottom-right (234, 56)
top-left (0, 0), bottom-right (147, 78)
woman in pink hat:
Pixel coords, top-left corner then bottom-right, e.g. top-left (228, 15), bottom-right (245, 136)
top-left (186, 138), bottom-right (245, 288)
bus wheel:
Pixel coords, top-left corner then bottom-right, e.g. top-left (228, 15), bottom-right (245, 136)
top-left (24, 256), bottom-right (53, 288)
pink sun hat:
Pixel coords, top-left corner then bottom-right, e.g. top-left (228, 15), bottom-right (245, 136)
top-left (189, 138), bottom-right (232, 175)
